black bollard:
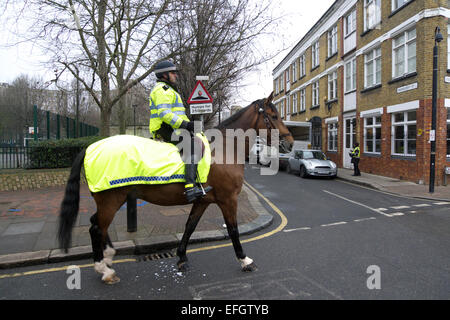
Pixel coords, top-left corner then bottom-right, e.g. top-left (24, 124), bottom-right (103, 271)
top-left (126, 192), bottom-right (137, 233)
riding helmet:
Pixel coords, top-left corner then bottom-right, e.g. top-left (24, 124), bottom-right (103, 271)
top-left (154, 60), bottom-right (178, 79)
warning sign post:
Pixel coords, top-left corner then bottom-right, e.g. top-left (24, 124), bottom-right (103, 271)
top-left (188, 80), bottom-right (213, 115)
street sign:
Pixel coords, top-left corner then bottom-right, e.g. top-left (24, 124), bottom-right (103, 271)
top-left (190, 103), bottom-right (213, 115)
top-left (187, 80), bottom-right (213, 105)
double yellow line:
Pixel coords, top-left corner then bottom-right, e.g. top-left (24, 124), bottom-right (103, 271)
top-left (0, 181), bottom-right (287, 280)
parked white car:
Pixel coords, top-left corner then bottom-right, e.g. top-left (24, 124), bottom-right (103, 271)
top-left (287, 149), bottom-right (337, 178)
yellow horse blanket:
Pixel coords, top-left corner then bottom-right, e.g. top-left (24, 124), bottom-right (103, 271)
top-left (84, 134), bottom-right (211, 193)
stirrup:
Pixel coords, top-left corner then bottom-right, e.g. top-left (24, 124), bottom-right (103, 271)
top-left (184, 185), bottom-right (213, 203)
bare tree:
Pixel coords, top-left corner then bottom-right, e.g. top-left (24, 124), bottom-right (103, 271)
top-left (2, 0), bottom-right (282, 135)
top-left (2, 0), bottom-right (190, 136)
top-left (169, 0), bottom-right (281, 127)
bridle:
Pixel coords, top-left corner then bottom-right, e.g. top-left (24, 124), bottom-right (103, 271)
top-left (254, 101), bottom-right (292, 139)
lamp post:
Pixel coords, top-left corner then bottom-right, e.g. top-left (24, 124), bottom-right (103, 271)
top-left (429, 26), bottom-right (443, 193)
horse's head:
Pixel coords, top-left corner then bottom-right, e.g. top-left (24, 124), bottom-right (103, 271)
top-left (254, 92), bottom-right (294, 152)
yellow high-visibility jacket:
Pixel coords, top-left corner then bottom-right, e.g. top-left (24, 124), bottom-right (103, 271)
top-left (351, 146), bottom-right (360, 158)
top-left (149, 82), bottom-right (189, 135)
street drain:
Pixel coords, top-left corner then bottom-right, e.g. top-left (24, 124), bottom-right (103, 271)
top-left (136, 251), bottom-right (176, 262)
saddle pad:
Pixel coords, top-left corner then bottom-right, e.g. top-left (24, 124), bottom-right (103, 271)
top-left (84, 134), bottom-right (211, 193)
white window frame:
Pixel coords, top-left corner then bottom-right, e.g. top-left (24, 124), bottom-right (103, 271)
top-left (312, 40), bottom-right (320, 68)
top-left (280, 73), bottom-right (284, 92)
top-left (292, 92), bottom-right (298, 114)
top-left (275, 78), bottom-right (279, 94)
top-left (345, 9), bottom-right (356, 37)
top-left (447, 107), bottom-right (450, 158)
top-left (447, 24), bottom-right (450, 70)
top-left (364, 0), bottom-right (381, 31)
top-left (285, 68), bottom-right (290, 89)
top-left (312, 81), bottom-right (319, 107)
top-left (391, 110), bottom-right (417, 156)
top-left (345, 58), bottom-right (356, 93)
top-left (392, 27), bottom-right (416, 78)
top-left (300, 88), bottom-right (306, 112)
top-left (292, 60), bottom-right (297, 83)
top-left (328, 122), bottom-right (338, 152)
top-left (392, 0), bottom-right (412, 11)
top-left (299, 54), bottom-right (306, 77)
top-left (364, 115), bottom-right (382, 154)
top-left (364, 47), bottom-right (381, 88)
top-left (328, 25), bottom-right (338, 57)
top-left (328, 71), bottom-right (338, 100)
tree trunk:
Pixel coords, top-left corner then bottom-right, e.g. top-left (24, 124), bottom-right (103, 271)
top-left (100, 107), bottom-right (111, 136)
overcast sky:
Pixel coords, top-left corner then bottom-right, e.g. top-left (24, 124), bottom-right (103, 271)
top-left (0, 1), bottom-right (335, 107)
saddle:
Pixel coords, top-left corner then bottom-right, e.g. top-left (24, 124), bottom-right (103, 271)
top-left (84, 134), bottom-right (211, 193)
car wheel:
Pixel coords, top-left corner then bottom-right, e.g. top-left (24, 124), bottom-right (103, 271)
top-left (299, 166), bottom-right (307, 178)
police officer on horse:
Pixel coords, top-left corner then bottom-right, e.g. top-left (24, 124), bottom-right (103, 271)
top-left (149, 60), bottom-right (212, 203)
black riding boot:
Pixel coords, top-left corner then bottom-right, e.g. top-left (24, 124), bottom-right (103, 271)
top-left (184, 163), bottom-right (212, 203)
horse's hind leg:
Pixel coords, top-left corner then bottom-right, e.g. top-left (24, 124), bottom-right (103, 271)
top-left (177, 202), bottom-right (210, 271)
top-left (89, 213), bottom-right (119, 284)
top-left (90, 190), bottom-right (126, 284)
top-left (218, 198), bottom-right (257, 272)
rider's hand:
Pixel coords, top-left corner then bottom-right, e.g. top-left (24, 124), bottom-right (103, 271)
top-left (181, 121), bottom-right (195, 133)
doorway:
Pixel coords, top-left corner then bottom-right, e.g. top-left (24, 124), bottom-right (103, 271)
top-left (344, 117), bottom-right (356, 168)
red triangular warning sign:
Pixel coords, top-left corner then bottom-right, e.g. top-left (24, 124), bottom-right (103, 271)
top-left (187, 80), bottom-right (213, 104)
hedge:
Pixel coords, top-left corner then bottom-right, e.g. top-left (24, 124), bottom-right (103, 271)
top-left (27, 136), bottom-right (106, 169)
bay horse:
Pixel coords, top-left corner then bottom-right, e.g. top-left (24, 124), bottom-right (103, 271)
top-left (58, 92), bottom-right (294, 284)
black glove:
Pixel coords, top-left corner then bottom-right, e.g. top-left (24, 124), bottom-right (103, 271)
top-left (181, 121), bottom-right (195, 133)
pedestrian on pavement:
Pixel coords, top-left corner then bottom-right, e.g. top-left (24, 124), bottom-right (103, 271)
top-left (149, 60), bottom-right (212, 203)
top-left (350, 142), bottom-right (361, 176)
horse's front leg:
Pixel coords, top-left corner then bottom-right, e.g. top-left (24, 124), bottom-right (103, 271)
top-left (177, 202), bottom-right (210, 271)
top-left (218, 199), bottom-right (257, 272)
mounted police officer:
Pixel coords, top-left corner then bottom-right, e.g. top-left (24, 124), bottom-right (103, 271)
top-left (149, 60), bottom-right (212, 203)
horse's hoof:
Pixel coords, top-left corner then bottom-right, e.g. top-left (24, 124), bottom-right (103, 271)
top-left (103, 274), bottom-right (120, 285)
top-left (177, 261), bottom-right (189, 272)
top-left (242, 262), bottom-right (257, 272)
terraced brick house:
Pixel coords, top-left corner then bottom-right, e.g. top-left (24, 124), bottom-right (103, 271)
top-left (273, 0), bottom-right (450, 185)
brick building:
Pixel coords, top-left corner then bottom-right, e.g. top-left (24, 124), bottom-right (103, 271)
top-left (273, 0), bottom-right (450, 185)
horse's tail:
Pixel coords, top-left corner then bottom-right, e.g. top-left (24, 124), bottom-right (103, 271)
top-left (58, 149), bottom-right (86, 253)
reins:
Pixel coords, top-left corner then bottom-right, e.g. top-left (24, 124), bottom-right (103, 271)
top-left (254, 101), bottom-right (292, 139)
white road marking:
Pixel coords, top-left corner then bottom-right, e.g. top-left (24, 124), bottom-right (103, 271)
top-left (408, 211), bottom-right (418, 214)
top-left (353, 217), bottom-right (377, 222)
top-left (386, 212), bottom-right (404, 217)
top-left (283, 227), bottom-right (311, 233)
top-left (412, 204), bottom-right (431, 207)
top-left (433, 202), bottom-right (450, 205)
top-left (322, 190), bottom-right (392, 217)
top-left (390, 205), bottom-right (410, 210)
top-left (377, 208), bottom-right (388, 211)
top-left (320, 221), bottom-right (347, 227)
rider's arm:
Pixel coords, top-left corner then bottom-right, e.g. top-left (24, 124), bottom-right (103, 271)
top-left (152, 89), bottom-right (185, 129)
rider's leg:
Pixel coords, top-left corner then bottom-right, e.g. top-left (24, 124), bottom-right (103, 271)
top-left (184, 135), bottom-right (212, 203)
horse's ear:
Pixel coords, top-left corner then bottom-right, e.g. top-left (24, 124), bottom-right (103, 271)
top-left (266, 92), bottom-right (274, 104)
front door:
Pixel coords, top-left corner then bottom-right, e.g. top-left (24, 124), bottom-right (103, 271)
top-left (344, 117), bottom-right (356, 168)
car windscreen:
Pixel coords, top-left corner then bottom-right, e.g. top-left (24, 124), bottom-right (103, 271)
top-left (303, 151), bottom-right (326, 160)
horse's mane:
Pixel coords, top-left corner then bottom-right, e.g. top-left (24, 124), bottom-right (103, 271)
top-left (215, 99), bottom-right (263, 129)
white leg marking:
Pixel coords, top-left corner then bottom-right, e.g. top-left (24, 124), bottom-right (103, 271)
top-left (103, 245), bottom-right (116, 266)
top-left (94, 261), bottom-right (116, 281)
top-left (239, 257), bottom-right (254, 268)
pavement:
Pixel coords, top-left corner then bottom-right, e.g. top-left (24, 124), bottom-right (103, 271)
top-left (0, 166), bottom-right (449, 269)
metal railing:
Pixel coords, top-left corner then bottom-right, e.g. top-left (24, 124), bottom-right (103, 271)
top-left (0, 147), bottom-right (32, 169)
top-left (0, 146), bottom-right (82, 169)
